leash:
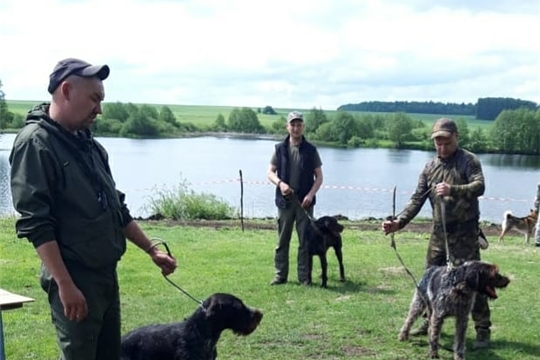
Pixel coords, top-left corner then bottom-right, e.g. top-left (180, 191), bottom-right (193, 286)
top-left (285, 190), bottom-right (325, 236)
top-left (439, 200), bottom-right (453, 269)
top-left (388, 186), bottom-right (421, 289)
top-left (148, 238), bottom-right (206, 312)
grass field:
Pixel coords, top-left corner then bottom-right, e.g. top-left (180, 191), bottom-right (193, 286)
top-left (5, 100), bottom-right (490, 131)
top-left (5, 100), bottom-right (295, 128)
top-left (1, 217), bottom-right (538, 359)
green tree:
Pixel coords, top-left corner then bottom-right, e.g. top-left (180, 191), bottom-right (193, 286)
top-left (139, 104), bottom-right (159, 120)
top-left (158, 106), bottom-right (177, 126)
top-left (331, 111), bottom-right (357, 144)
top-left (386, 112), bottom-right (414, 147)
top-left (314, 121), bottom-right (333, 141)
top-left (468, 127), bottom-right (489, 153)
top-left (120, 111), bottom-right (160, 137)
top-left (102, 102), bottom-right (130, 122)
top-left (212, 113), bottom-right (227, 132)
top-left (0, 79), bottom-right (15, 129)
top-left (227, 107), bottom-right (265, 133)
top-left (455, 118), bottom-right (470, 149)
top-left (270, 115), bottom-right (287, 135)
top-left (125, 102), bottom-right (140, 116)
top-left (95, 118), bottom-right (123, 135)
top-left (490, 109), bottom-right (534, 153)
top-left (304, 107), bottom-right (328, 134)
top-left (262, 106), bottom-right (277, 115)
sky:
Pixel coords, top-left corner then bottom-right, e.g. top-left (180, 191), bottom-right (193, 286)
top-left (0, 0), bottom-right (539, 110)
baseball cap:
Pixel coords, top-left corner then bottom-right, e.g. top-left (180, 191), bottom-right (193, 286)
top-left (48, 58), bottom-right (110, 94)
top-left (287, 111), bottom-right (303, 123)
top-left (431, 118), bottom-right (457, 139)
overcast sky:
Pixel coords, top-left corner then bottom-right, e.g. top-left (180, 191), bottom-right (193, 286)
top-left (1, 0), bottom-right (538, 110)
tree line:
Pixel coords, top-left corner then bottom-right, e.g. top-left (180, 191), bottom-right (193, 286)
top-left (338, 98), bottom-right (539, 120)
top-left (2, 79), bottom-right (540, 154)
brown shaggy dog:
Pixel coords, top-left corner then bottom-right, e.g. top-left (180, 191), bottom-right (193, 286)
top-left (398, 261), bottom-right (510, 360)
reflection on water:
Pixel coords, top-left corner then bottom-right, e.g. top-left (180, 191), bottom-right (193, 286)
top-left (482, 153), bottom-right (540, 169)
top-left (1, 132), bottom-right (539, 223)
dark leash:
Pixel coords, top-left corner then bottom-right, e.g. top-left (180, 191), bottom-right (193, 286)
top-left (388, 187), bottom-right (454, 354)
top-left (388, 186), bottom-right (422, 290)
top-left (148, 238), bottom-right (206, 312)
top-left (285, 190), bottom-right (325, 236)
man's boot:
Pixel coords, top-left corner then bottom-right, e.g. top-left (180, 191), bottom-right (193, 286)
top-left (473, 328), bottom-right (490, 349)
top-left (410, 318), bottom-right (429, 336)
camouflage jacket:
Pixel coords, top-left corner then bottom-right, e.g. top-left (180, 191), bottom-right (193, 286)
top-left (397, 148), bottom-right (485, 230)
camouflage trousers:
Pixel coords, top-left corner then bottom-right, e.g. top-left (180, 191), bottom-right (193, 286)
top-left (535, 214), bottom-right (540, 245)
top-left (426, 227), bottom-right (491, 332)
top-left (273, 204), bottom-right (313, 283)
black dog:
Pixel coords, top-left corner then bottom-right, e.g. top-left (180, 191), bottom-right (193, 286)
top-left (398, 261), bottom-right (510, 360)
top-left (306, 216), bottom-right (345, 287)
top-left (121, 293), bottom-right (263, 360)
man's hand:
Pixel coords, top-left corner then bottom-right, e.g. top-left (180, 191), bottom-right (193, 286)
top-left (58, 280), bottom-right (88, 322)
top-left (301, 194), bottom-right (313, 208)
top-left (148, 249), bottom-right (177, 276)
top-left (279, 181), bottom-right (293, 198)
top-left (435, 182), bottom-right (451, 197)
top-left (382, 220), bottom-right (399, 235)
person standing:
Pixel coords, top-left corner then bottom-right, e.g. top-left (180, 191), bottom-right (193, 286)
top-left (533, 183), bottom-right (540, 247)
top-left (267, 111), bottom-right (323, 285)
top-left (9, 58), bottom-right (177, 360)
top-left (381, 118), bottom-right (492, 349)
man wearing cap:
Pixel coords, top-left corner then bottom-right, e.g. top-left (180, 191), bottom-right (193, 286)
top-left (381, 118), bottom-right (493, 349)
top-left (267, 111), bottom-right (323, 285)
top-left (9, 58), bottom-right (177, 360)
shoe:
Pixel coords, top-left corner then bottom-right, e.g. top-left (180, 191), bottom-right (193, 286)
top-left (473, 330), bottom-right (491, 349)
top-left (409, 321), bottom-right (429, 336)
top-left (270, 278), bottom-right (287, 286)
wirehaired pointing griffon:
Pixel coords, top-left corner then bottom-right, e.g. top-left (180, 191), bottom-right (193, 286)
top-left (121, 293), bottom-right (263, 360)
top-left (306, 216), bottom-right (346, 288)
top-left (398, 261), bottom-right (510, 360)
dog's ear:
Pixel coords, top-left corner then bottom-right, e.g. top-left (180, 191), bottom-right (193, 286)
top-left (464, 266), bottom-right (480, 290)
top-left (205, 302), bottom-right (224, 320)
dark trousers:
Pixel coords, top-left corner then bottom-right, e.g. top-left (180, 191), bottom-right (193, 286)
top-left (273, 204), bottom-right (313, 283)
top-left (40, 263), bottom-right (121, 360)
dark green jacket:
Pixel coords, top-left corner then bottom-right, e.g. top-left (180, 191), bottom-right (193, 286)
top-left (397, 148), bottom-right (485, 230)
top-left (9, 103), bottom-right (132, 270)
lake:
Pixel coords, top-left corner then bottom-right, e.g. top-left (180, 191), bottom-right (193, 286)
top-left (1, 133), bottom-right (540, 223)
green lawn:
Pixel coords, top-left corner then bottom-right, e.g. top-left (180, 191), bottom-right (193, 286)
top-left (1, 218), bottom-right (538, 359)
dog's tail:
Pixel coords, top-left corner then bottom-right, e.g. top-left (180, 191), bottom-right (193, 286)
top-left (503, 210), bottom-right (513, 219)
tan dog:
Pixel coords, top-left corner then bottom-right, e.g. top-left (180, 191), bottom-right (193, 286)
top-left (498, 209), bottom-right (538, 244)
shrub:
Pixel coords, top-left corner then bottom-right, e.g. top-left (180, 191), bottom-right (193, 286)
top-left (145, 180), bottom-right (235, 220)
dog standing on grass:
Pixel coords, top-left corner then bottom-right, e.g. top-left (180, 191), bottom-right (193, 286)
top-left (398, 261), bottom-right (510, 360)
top-left (305, 215), bottom-right (346, 288)
top-left (498, 209), bottom-right (538, 244)
top-left (121, 293), bottom-right (263, 360)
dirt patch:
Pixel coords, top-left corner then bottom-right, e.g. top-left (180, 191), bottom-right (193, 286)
top-left (135, 216), bottom-right (502, 236)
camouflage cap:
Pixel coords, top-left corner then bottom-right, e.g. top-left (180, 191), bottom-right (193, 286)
top-left (287, 111), bottom-right (303, 123)
top-left (431, 118), bottom-right (457, 139)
